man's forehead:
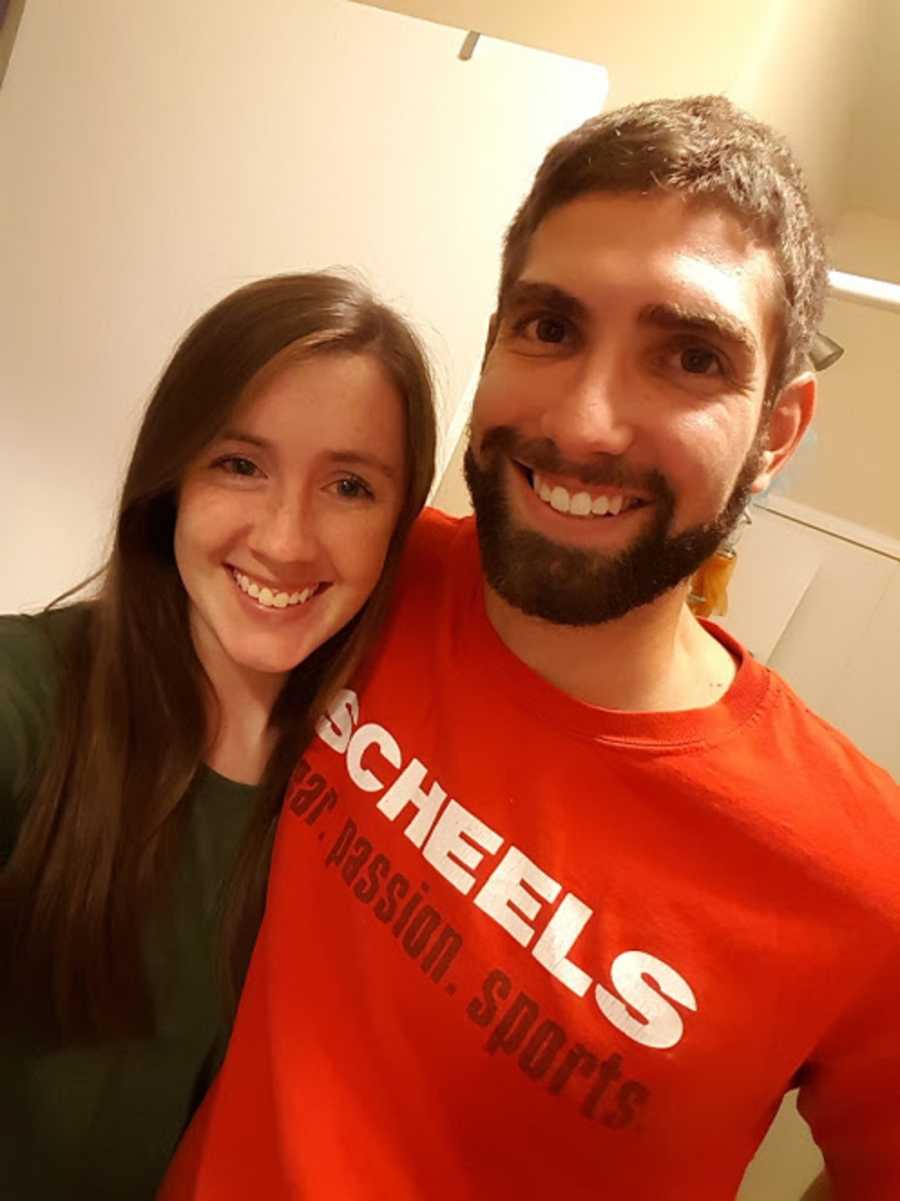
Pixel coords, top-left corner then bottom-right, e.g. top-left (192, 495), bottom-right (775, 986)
top-left (515, 191), bottom-right (783, 355)
top-left (524, 192), bottom-right (776, 283)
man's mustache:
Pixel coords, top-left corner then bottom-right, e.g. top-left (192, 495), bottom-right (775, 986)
top-left (477, 425), bottom-right (672, 501)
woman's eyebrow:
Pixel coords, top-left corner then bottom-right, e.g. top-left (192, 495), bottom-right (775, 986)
top-left (217, 429), bottom-right (271, 449)
top-left (216, 433), bottom-right (397, 479)
top-left (326, 450), bottom-right (398, 480)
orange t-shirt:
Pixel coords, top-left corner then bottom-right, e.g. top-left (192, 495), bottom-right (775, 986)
top-left (162, 509), bottom-right (900, 1201)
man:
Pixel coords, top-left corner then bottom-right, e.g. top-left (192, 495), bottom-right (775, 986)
top-left (162, 96), bottom-right (900, 1200)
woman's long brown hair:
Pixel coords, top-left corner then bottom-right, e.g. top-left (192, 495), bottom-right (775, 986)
top-left (0, 272), bottom-right (436, 1042)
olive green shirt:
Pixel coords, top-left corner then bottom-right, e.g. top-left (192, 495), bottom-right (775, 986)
top-left (0, 606), bottom-right (258, 1200)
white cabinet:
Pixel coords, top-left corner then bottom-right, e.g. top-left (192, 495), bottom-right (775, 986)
top-left (821, 566), bottom-right (900, 777)
top-left (720, 502), bottom-right (899, 781)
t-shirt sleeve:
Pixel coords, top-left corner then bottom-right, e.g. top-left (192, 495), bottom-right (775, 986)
top-left (796, 942), bottom-right (900, 1198)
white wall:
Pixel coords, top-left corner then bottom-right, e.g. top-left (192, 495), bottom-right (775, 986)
top-left (0, 0), bottom-right (605, 612)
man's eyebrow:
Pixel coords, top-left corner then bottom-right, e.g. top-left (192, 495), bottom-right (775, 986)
top-left (639, 302), bottom-right (759, 361)
top-left (501, 280), bottom-right (590, 322)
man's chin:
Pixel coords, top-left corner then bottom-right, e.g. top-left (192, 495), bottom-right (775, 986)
top-left (464, 437), bottom-right (755, 627)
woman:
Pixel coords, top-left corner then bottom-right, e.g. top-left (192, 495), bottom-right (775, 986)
top-left (0, 272), bottom-right (436, 1199)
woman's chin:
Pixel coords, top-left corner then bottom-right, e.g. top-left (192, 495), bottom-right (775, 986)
top-left (239, 649), bottom-right (314, 679)
top-left (218, 628), bottom-right (321, 680)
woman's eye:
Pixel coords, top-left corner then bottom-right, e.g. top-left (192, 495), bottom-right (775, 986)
top-left (331, 476), bottom-right (374, 501)
top-left (679, 346), bottom-right (722, 376)
top-left (215, 455), bottom-right (261, 477)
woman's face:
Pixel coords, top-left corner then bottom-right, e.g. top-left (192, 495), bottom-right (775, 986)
top-left (174, 351), bottom-right (406, 689)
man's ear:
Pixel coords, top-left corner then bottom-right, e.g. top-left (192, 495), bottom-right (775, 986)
top-left (749, 372), bottom-right (817, 495)
top-left (480, 312), bottom-right (500, 371)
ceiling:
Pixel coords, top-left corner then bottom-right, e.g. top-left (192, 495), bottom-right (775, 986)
top-left (354, 0), bottom-right (900, 264)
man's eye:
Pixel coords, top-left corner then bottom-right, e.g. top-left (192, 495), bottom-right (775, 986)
top-left (533, 316), bottom-right (570, 343)
top-left (215, 456), bottom-right (261, 477)
top-left (331, 476), bottom-right (374, 501)
top-left (679, 346), bottom-right (722, 375)
top-left (512, 314), bottom-right (574, 346)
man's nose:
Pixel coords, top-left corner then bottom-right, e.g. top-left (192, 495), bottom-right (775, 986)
top-left (539, 350), bottom-right (636, 460)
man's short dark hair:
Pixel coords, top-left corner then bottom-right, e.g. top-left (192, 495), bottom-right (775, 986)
top-left (500, 95), bottom-right (828, 400)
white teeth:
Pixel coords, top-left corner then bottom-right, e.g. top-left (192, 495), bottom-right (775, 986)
top-left (549, 486), bottom-right (570, 513)
top-left (232, 570), bottom-right (318, 609)
top-left (530, 472), bottom-right (639, 520)
top-left (534, 474), bottom-right (553, 502)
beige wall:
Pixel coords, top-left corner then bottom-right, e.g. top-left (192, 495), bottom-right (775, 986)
top-left (830, 209), bottom-right (900, 279)
top-left (356, 0), bottom-right (868, 227)
top-left (772, 211), bottom-right (900, 539)
top-left (845, 0), bottom-right (900, 219)
top-left (727, 0), bottom-right (871, 230)
top-left (0, 0), bottom-right (27, 85)
top-left (357, 0), bottom-right (858, 104)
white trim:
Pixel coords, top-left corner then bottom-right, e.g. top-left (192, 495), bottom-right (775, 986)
top-left (828, 269), bottom-right (900, 314)
top-left (429, 366), bottom-right (479, 503)
top-left (756, 495), bottom-right (900, 563)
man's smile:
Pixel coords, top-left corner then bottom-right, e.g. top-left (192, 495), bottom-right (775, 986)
top-left (525, 468), bottom-right (651, 519)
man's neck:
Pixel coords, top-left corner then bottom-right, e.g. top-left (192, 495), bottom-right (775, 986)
top-left (483, 582), bottom-right (738, 713)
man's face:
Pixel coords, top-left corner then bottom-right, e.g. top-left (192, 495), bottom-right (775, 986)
top-left (465, 190), bottom-right (782, 626)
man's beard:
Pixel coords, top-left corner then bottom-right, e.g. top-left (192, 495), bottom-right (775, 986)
top-left (463, 426), bottom-right (763, 627)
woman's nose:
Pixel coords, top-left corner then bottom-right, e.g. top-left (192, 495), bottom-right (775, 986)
top-left (249, 494), bottom-right (320, 568)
